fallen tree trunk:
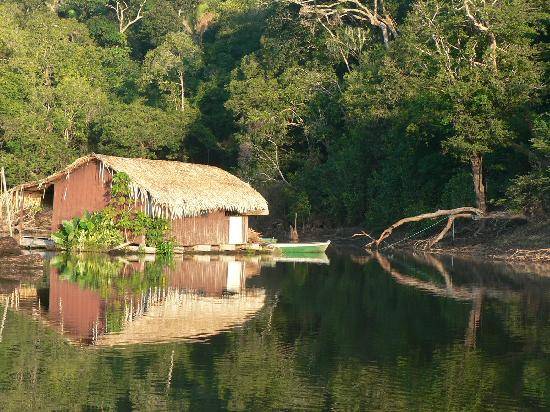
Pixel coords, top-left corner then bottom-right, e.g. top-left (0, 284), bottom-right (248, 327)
top-left (427, 213), bottom-right (473, 249)
top-left (357, 207), bottom-right (484, 249)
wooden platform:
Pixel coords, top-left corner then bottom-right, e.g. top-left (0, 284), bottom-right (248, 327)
top-left (19, 236), bottom-right (55, 249)
top-left (18, 234), bottom-right (273, 255)
top-left (121, 243), bottom-right (273, 255)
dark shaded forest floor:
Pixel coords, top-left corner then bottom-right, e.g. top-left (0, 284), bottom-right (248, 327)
top-left (423, 218), bottom-right (549, 263)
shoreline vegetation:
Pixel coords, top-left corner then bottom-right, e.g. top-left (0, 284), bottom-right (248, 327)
top-left (295, 218), bottom-right (550, 263)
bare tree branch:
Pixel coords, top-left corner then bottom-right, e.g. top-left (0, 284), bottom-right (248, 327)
top-left (290, 0), bottom-right (398, 48)
top-left (107, 0), bottom-right (147, 34)
top-left (462, 0), bottom-right (498, 72)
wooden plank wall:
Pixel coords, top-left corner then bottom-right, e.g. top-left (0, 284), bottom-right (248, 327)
top-left (170, 212), bottom-right (249, 246)
top-left (51, 160), bottom-right (111, 231)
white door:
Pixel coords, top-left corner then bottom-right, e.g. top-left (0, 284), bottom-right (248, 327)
top-left (228, 216), bottom-right (244, 244)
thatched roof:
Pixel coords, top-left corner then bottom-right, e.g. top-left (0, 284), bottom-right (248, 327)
top-left (20, 154), bottom-right (268, 218)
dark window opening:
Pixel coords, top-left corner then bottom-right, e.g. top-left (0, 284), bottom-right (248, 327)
top-left (42, 185), bottom-right (54, 209)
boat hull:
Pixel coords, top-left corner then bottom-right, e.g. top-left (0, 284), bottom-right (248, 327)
top-left (270, 241), bottom-right (331, 254)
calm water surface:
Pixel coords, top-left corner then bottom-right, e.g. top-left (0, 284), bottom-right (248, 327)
top-left (0, 251), bottom-right (549, 410)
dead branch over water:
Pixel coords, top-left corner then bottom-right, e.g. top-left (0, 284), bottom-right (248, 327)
top-left (355, 207), bottom-right (483, 249)
top-left (354, 208), bottom-right (542, 262)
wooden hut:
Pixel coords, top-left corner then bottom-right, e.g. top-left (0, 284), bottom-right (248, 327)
top-left (11, 154), bottom-right (268, 246)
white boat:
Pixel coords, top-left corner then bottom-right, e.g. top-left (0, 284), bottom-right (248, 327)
top-left (269, 241), bottom-right (331, 254)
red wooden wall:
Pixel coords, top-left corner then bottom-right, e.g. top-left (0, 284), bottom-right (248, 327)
top-left (170, 212), bottom-right (248, 246)
top-left (51, 160), bottom-right (111, 231)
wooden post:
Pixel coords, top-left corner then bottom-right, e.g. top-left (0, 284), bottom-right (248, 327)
top-left (1, 167), bottom-right (13, 237)
top-left (18, 190), bottom-right (24, 244)
top-left (0, 167), bottom-right (4, 226)
top-left (0, 296), bottom-right (9, 343)
top-left (452, 220), bottom-right (455, 242)
top-left (290, 212), bottom-right (299, 242)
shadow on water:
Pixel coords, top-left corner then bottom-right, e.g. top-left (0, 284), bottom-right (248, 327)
top-left (0, 251), bottom-right (549, 410)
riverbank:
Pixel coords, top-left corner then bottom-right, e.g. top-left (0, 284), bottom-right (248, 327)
top-left (416, 218), bottom-right (549, 262)
top-left (284, 218), bottom-right (549, 263)
top-left (0, 237), bottom-right (43, 281)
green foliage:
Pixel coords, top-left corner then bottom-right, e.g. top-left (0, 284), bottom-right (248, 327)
top-left (504, 112), bottom-right (550, 215)
top-left (141, 31), bottom-right (203, 110)
top-left (531, 114), bottom-right (550, 155)
top-left (86, 16), bottom-right (125, 47)
top-left (154, 237), bottom-right (176, 256)
top-left (284, 188), bottom-right (311, 225)
top-left (506, 169), bottom-right (550, 215)
top-left (440, 171), bottom-right (477, 209)
top-left (91, 101), bottom-right (196, 158)
top-left (51, 212), bottom-right (124, 252)
top-left (227, 56), bottom-right (339, 182)
top-left (111, 170), bottom-right (132, 197)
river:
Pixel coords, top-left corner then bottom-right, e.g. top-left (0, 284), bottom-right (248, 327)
top-left (0, 251), bottom-right (548, 410)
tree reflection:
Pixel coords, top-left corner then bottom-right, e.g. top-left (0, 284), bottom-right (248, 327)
top-left (0, 253), bottom-right (548, 410)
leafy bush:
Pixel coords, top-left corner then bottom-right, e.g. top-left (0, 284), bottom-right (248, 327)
top-left (506, 169), bottom-right (550, 215)
top-left (154, 239), bottom-right (176, 256)
top-left (51, 212), bottom-right (124, 252)
top-left (284, 187), bottom-right (311, 227)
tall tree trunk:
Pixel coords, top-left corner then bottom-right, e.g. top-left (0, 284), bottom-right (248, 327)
top-left (179, 73), bottom-right (185, 112)
top-left (471, 153), bottom-right (487, 213)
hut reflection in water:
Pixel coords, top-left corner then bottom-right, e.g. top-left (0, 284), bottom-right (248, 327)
top-left (6, 254), bottom-right (265, 346)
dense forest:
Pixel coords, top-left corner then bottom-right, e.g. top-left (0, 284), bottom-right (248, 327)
top-left (0, 0), bottom-right (548, 230)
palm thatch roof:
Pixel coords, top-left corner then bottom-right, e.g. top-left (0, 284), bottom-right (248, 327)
top-left (19, 154), bottom-right (269, 218)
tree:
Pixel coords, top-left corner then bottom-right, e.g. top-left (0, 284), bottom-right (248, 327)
top-left (506, 113), bottom-right (550, 215)
top-left (0, 0), bottom-right (547, 227)
top-left (92, 101), bottom-right (196, 159)
top-left (0, 4), bottom-right (109, 184)
top-left (372, 0), bottom-right (543, 212)
top-left (226, 56), bottom-right (339, 184)
top-left (142, 32), bottom-right (203, 111)
top-left (179, 0), bottom-right (217, 44)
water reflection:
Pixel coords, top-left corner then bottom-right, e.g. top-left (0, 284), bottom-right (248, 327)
top-left (372, 252), bottom-right (550, 350)
top-left (7, 254), bottom-right (266, 345)
top-left (0, 251), bottom-right (549, 410)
